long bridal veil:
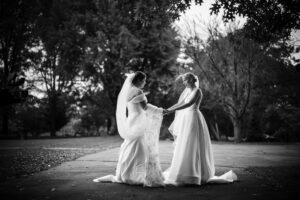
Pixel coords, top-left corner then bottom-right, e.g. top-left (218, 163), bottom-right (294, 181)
top-left (118, 73), bottom-right (165, 186)
top-left (94, 73), bottom-right (164, 187)
top-left (116, 73), bottom-right (138, 140)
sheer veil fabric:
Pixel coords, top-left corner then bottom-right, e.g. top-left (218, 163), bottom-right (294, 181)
top-left (93, 73), bottom-right (164, 187)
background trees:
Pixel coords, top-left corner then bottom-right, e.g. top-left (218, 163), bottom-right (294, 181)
top-left (180, 0), bottom-right (300, 142)
top-left (0, 0), bottom-right (299, 142)
top-left (0, 0), bottom-right (41, 135)
top-left (210, 0), bottom-right (300, 44)
top-left (78, 0), bottom-right (183, 134)
top-left (183, 22), bottom-right (264, 142)
top-left (31, 0), bottom-right (88, 136)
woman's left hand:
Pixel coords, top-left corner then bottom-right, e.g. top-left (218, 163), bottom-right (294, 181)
top-left (163, 109), bottom-right (171, 115)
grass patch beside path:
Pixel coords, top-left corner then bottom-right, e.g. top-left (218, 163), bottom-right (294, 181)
top-left (0, 136), bottom-right (122, 182)
top-left (244, 166), bottom-right (300, 198)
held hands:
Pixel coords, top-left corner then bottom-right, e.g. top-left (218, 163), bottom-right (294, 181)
top-left (163, 109), bottom-right (174, 115)
top-left (163, 109), bottom-right (168, 115)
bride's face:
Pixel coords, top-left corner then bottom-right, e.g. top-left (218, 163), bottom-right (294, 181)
top-left (183, 78), bottom-right (192, 88)
top-left (137, 78), bottom-right (146, 89)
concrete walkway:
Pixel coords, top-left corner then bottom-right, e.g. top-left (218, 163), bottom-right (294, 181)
top-left (1, 141), bottom-right (300, 200)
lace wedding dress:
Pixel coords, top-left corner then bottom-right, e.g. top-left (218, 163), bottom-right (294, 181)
top-left (93, 74), bottom-right (164, 187)
top-left (163, 88), bottom-right (237, 185)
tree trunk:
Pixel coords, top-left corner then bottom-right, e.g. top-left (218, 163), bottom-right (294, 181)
top-left (49, 96), bottom-right (57, 137)
top-left (50, 113), bottom-right (56, 137)
top-left (214, 122), bottom-right (220, 140)
top-left (1, 106), bottom-right (9, 135)
top-left (108, 115), bottom-right (117, 135)
top-left (209, 122), bottom-right (220, 141)
top-left (2, 52), bottom-right (9, 136)
top-left (233, 119), bottom-right (242, 143)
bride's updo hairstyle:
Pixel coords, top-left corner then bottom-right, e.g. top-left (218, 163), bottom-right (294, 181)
top-left (131, 71), bottom-right (146, 87)
top-left (182, 72), bottom-right (197, 85)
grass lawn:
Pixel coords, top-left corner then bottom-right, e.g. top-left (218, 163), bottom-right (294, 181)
top-left (0, 136), bottom-right (123, 182)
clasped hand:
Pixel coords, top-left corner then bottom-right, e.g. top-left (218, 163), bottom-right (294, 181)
top-left (163, 109), bottom-right (173, 115)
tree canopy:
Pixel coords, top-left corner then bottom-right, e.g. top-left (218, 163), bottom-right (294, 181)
top-left (210, 0), bottom-right (300, 44)
top-left (0, 0), bottom-right (299, 141)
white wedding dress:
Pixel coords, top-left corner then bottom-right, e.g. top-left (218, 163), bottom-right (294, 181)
top-left (93, 74), bottom-right (164, 187)
top-left (164, 88), bottom-right (237, 185)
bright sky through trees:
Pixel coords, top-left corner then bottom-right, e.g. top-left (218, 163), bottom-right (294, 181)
top-left (174, 0), bottom-right (246, 40)
top-left (174, 0), bottom-right (299, 62)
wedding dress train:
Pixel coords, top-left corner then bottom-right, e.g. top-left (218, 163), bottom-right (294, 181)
top-left (93, 85), bottom-right (164, 187)
top-left (163, 88), bottom-right (237, 185)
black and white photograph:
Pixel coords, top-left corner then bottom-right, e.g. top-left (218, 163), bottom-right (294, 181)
top-left (0, 0), bottom-right (299, 199)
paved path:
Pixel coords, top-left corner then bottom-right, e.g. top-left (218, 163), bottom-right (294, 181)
top-left (1, 141), bottom-right (300, 200)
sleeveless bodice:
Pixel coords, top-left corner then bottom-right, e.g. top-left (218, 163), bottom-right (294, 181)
top-left (183, 89), bottom-right (201, 111)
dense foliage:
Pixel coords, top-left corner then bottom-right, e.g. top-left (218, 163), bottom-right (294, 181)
top-left (0, 0), bottom-right (299, 142)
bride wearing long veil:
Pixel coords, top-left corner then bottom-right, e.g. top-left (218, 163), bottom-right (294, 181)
top-left (93, 71), bottom-right (164, 187)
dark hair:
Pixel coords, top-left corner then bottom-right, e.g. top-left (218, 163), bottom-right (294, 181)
top-left (183, 72), bottom-right (197, 83)
top-left (132, 71), bottom-right (146, 86)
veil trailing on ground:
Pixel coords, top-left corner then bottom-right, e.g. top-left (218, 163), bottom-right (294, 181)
top-left (94, 72), bottom-right (164, 187)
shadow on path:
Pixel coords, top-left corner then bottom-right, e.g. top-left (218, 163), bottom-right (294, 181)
top-left (0, 141), bottom-right (299, 200)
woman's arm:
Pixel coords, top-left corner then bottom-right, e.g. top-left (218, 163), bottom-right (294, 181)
top-left (140, 101), bottom-right (148, 110)
top-left (135, 90), bottom-right (148, 110)
top-left (167, 101), bottom-right (183, 110)
top-left (167, 88), bottom-right (188, 110)
top-left (129, 89), bottom-right (148, 110)
top-left (168, 89), bottom-right (200, 112)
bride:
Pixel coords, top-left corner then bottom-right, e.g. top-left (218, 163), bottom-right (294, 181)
top-left (164, 72), bottom-right (237, 186)
top-left (93, 71), bottom-right (165, 187)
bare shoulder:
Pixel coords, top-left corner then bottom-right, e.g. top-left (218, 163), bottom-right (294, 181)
top-left (128, 88), bottom-right (143, 101)
top-left (193, 88), bottom-right (202, 99)
top-left (133, 88), bottom-right (143, 97)
top-left (194, 88), bottom-right (201, 95)
top-left (136, 89), bottom-right (143, 95)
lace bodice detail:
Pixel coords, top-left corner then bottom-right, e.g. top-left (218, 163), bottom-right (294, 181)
top-left (127, 100), bottom-right (145, 114)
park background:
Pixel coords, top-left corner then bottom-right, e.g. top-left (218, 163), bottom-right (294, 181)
top-left (0, 0), bottom-right (300, 186)
top-left (1, 0), bottom-right (299, 143)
